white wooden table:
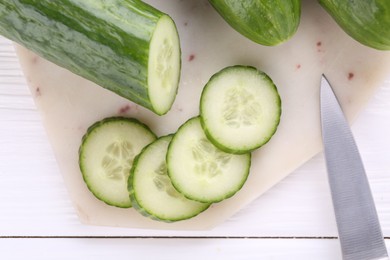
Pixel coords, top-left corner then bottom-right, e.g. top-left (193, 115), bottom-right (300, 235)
top-left (1, 36), bottom-right (389, 259)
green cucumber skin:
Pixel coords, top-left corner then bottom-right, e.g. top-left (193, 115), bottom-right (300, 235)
top-left (208, 0), bottom-right (301, 46)
top-left (79, 117), bottom-right (157, 208)
top-left (0, 0), bottom-right (180, 114)
top-left (319, 0), bottom-right (390, 50)
top-left (200, 65), bottom-right (282, 155)
top-left (128, 135), bottom-right (210, 223)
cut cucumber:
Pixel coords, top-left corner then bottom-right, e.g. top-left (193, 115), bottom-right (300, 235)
top-left (200, 66), bottom-right (281, 154)
top-left (79, 117), bottom-right (157, 208)
top-left (167, 117), bottom-right (251, 203)
top-left (0, 0), bottom-right (181, 115)
top-left (129, 135), bottom-right (210, 222)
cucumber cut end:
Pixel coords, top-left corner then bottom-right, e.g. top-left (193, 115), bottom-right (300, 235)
top-left (148, 15), bottom-right (181, 115)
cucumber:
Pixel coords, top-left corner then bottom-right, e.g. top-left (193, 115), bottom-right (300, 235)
top-left (208, 0), bottom-right (301, 46)
top-left (129, 135), bottom-right (210, 222)
top-left (0, 0), bottom-right (181, 115)
top-left (200, 66), bottom-right (281, 154)
top-left (79, 117), bottom-right (157, 208)
top-left (319, 0), bottom-right (390, 50)
top-left (167, 117), bottom-right (251, 203)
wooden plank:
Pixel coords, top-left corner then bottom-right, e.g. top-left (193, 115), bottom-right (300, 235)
top-left (0, 238), bottom-right (353, 260)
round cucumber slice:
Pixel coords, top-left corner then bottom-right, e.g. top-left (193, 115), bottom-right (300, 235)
top-left (167, 117), bottom-right (251, 203)
top-left (79, 117), bottom-right (157, 208)
top-left (200, 65), bottom-right (281, 154)
top-left (129, 135), bottom-right (210, 222)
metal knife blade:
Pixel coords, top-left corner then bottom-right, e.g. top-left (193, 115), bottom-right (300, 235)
top-left (320, 75), bottom-right (388, 260)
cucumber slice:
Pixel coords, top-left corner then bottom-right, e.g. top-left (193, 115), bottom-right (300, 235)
top-left (79, 117), bottom-right (157, 208)
top-left (129, 135), bottom-right (210, 222)
top-left (200, 66), bottom-right (281, 154)
top-left (167, 117), bottom-right (251, 203)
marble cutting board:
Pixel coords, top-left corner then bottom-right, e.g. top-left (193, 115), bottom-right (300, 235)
top-left (15, 0), bottom-right (390, 230)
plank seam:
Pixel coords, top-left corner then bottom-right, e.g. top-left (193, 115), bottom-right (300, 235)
top-left (1, 236), bottom-right (385, 239)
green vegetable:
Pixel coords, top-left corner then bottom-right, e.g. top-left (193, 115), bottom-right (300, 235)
top-left (167, 117), bottom-right (251, 203)
top-left (0, 0), bottom-right (181, 115)
top-left (208, 0), bottom-right (301, 46)
top-left (200, 66), bottom-right (281, 154)
top-left (79, 117), bottom-right (157, 208)
top-left (319, 0), bottom-right (390, 50)
top-left (128, 135), bottom-right (210, 222)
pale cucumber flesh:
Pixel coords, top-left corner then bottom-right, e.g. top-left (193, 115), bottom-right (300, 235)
top-left (167, 117), bottom-right (251, 203)
top-left (129, 135), bottom-right (209, 222)
top-left (148, 15), bottom-right (181, 115)
top-left (79, 117), bottom-right (156, 208)
top-left (200, 65), bottom-right (281, 154)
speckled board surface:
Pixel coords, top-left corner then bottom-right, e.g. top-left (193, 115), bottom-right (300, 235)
top-left (15, 0), bottom-right (390, 230)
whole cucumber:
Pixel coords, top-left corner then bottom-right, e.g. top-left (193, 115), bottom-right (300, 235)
top-left (0, 0), bottom-right (181, 115)
top-left (319, 0), bottom-right (390, 50)
top-left (208, 0), bottom-right (301, 46)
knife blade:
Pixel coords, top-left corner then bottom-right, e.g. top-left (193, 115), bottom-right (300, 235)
top-left (320, 75), bottom-right (388, 260)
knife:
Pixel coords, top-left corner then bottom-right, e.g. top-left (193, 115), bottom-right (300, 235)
top-left (320, 75), bottom-right (389, 260)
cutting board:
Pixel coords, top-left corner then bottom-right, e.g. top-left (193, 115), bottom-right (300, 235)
top-left (15, 0), bottom-right (390, 230)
